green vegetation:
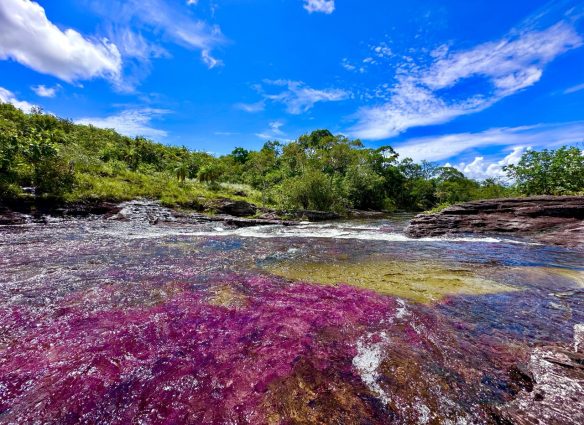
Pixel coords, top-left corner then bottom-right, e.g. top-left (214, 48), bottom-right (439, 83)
top-left (1, 103), bottom-right (582, 214)
top-left (0, 104), bottom-right (262, 207)
top-left (504, 146), bottom-right (584, 195)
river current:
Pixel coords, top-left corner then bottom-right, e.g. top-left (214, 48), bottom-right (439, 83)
top-left (0, 216), bottom-right (582, 423)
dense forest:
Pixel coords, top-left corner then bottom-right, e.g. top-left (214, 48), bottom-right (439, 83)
top-left (1, 103), bottom-right (583, 214)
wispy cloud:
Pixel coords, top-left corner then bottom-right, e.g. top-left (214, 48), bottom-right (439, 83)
top-left (106, 27), bottom-right (169, 62)
top-left (0, 86), bottom-right (37, 113)
top-left (350, 21), bottom-right (583, 140)
top-left (256, 120), bottom-right (286, 140)
top-left (394, 121), bottom-right (584, 162)
top-left (564, 82), bottom-right (584, 94)
top-left (268, 120), bottom-right (285, 136)
top-left (214, 131), bottom-right (239, 136)
top-left (235, 100), bottom-right (265, 113)
top-left (262, 80), bottom-right (349, 114)
top-left (0, 0), bottom-right (122, 83)
top-left (75, 108), bottom-right (170, 139)
top-left (89, 0), bottom-right (224, 90)
top-left (303, 0), bottom-right (335, 15)
top-left (237, 80), bottom-right (349, 114)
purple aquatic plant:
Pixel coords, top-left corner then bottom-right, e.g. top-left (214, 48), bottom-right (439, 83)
top-left (0, 276), bottom-right (396, 423)
top-left (1, 220), bottom-right (582, 423)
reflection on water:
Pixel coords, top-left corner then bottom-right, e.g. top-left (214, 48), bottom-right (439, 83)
top-left (0, 217), bottom-right (582, 423)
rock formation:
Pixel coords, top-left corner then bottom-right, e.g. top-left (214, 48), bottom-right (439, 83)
top-left (406, 196), bottom-right (584, 247)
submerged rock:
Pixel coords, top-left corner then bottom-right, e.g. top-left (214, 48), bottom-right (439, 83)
top-left (265, 258), bottom-right (514, 303)
top-left (406, 196), bottom-right (584, 247)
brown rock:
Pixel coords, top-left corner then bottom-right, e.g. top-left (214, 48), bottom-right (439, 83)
top-left (405, 196), bottom-right (584, 247)
top-left (210, 199), bottom-right (258, 217)
top-left (497, 345), bottom-right (584, 424)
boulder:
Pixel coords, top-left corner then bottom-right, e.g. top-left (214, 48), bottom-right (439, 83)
top-left (294, 210), bottom-right (341, 221)
top-left (212, 199), bottom-right (257, 217)
top-left (347, 209), bottom-right (388, 219)
top-left (0, 208), bottom-right (30, 225)
top-left (108, 200), bottom-right (177, 224)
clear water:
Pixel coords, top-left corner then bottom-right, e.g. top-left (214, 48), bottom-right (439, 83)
top-left (0, 216), bottom-right (582, 423)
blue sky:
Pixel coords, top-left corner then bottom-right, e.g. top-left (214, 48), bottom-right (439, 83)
top-left (1, 0), bottom-right (584, 179)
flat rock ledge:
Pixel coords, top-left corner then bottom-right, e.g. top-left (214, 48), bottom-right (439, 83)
top-left (405, 196), bottom-right (584, 247)
top-left (497, 325), bottom-right (584, 424)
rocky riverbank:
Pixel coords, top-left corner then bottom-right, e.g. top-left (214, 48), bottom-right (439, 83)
top-left (406, 196), bottom-right (584, 247)
top-left (0, 198), bottom-right (349, 227)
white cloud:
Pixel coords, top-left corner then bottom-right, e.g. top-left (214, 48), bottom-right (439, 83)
top-left (92, 0), bottom-right (224, 70)
top-left (269, 120), bottom-right (285, 136)
top-left (187, 0), bottom-right (198, 5)
top-left (341, 58), bottom-right (366, 74)
top-left (235, 100), bottom-right (265, 113)
top-left (394, 121), bottom-right (584, 162)
top-left (107, 27), bottom-right (168, 62)
top-left (31, 84), bottom-right (60, 98)
top-left (256, 120), bottom-right (286, 140)
top-left (201, 49), bottom-right (222, 69)
top-left (304, 0), bottom-right (335, 14)
top-left (0, 0), bottom-right (122, 83)
top-left (263, 80), bottom-right (350, 114)
top-left (565, 82), bottom-right (584, 94)
top-left (421, 23), bottom-right (579, 93)
top-left (214, 131), bottom-right (239, 136)
top-left (372, 44), bottom-right (393, 59)
top-left (352, 80), bottom-right (491, 140)
top-left (75, 108), bottom-right (169, 139)
top-left (351, 21), bottom-right (582, 140)
top-left (341, 58), bottom-right (356, 71)
top-left (0, 87), bottom-right (36, 113)
top-left (453, 147), bottom-right (527, 180)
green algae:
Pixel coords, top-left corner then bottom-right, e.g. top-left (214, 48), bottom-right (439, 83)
top-left (206, 284), bottom-right (248, 308)
top-left (266, 259), bottom-right (515, 303)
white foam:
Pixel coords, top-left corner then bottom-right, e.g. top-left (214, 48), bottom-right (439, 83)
top-left (95, 221), bottom-right (533, 244)
top-left (352, 332), bottom-right (391, 406)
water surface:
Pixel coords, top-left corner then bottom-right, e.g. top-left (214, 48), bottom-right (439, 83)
top-left (0, 217), bottom-right (582, 423)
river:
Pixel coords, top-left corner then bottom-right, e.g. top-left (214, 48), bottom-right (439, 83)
top-left (0, 215), bottom-right (582, 423)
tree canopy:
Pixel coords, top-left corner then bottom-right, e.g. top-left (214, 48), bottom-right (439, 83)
top-left (2, 103), bottom-right (581, 213)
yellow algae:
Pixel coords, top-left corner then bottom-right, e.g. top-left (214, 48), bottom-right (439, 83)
top-left (266, 259), bottom-right (515, 303)
top-left (206, 284), bottom-right (248, 308)
top-left (503, 267), bottom-right (584, 289)
top-left (539, 268), bottom-right (584, 287)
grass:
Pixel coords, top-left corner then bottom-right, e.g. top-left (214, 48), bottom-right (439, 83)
top-left (65, 170), bottom-right (265, 209)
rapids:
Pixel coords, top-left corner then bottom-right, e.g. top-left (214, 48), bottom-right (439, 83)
top-left (0, 215), bottom-right (582, 423)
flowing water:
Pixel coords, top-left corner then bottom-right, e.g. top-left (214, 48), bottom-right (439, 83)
top-left (0, 215), bottom-right (582, 424)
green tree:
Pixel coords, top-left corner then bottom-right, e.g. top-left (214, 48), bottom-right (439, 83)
top-left (505, 146), bottom-right (584, 195)
top-left (174, 162), bottom-right (189, 183)
top-left (197, 162), bottom-right (225, 186)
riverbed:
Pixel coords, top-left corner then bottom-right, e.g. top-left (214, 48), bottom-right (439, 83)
top-left (0, 216), bottom-right (582, 423)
